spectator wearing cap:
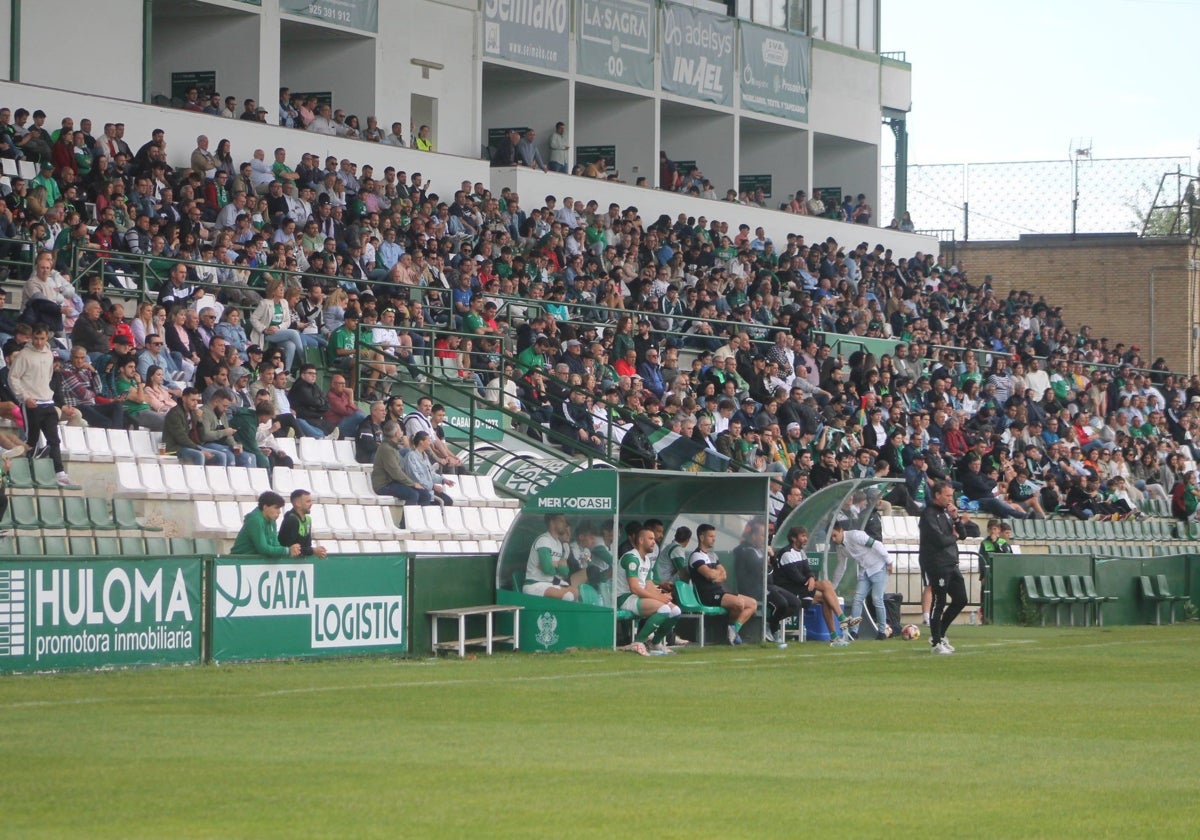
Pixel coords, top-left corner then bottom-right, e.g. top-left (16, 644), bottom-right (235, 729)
top-left (904, 450), bottom-right (933, 514)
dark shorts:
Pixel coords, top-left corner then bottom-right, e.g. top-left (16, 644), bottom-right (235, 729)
top-left (695, 584), bottom-right (728, 608)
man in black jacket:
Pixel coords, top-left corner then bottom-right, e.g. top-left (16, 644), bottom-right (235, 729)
top-left (919, 481), bottom-right (969, 655)
top-left (288, 364), bottom-right (335, 437)
top-left (277, 489), bottom-right (328, 558)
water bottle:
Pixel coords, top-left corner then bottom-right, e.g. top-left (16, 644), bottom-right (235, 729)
top-left (969, 610), bottom-right (977, 626)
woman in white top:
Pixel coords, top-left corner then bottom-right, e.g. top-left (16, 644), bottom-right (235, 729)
top-left (249, 278), bottom-right (305, 371)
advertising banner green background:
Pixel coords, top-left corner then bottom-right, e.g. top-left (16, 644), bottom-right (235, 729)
top-left (211, 554), bottom-right (407, 662)
top-left (281, 0), bottom-right (378, 33)
top-left (0, 558), bottom-right (202, 673)
top-left (577, 0), bottom-right (655, 90)
top-left (738, 23), bottom-right (810, 122)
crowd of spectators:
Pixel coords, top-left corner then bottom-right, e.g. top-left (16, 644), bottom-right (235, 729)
top-left (0, 95), bottom-right (1198, 529)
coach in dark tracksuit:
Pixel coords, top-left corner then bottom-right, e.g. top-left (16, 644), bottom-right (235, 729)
top-left (919, 481), bottom-right (969, 654)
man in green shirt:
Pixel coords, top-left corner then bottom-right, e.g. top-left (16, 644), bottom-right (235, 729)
top-left (31, 161), bottom-right (61, 206)
top-left (328, 309), bottom-right (359, 372)
top-left (462, 293), bottom-right (490, 335)
top-left (271, 147), bottom-right (300, 184)
top-left (515, 335), bottom-right (550, 374)
top-left (615, 524), bottom-right (681, 654)
top-left (231, 491), bottom-right (301, 558)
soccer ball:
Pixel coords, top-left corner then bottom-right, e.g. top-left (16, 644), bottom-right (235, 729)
top-left (901, 624), bottom-right (921, 641)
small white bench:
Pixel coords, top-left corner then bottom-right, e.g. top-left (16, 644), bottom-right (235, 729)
top-left (428, 605), bottom-right (522, 657)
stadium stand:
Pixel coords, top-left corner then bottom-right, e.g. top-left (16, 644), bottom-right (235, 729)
top-left (0, 84), bottom-right (1195, 585)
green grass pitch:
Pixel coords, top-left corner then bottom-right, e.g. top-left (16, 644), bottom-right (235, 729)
top-left (1, 625), bottom-right (1198, 838)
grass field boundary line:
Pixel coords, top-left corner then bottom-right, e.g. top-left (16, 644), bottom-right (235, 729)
top-left (2, 636), bottom-right (1183, 710)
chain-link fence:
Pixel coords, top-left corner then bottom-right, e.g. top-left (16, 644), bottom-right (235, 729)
top-left (881, 156), bottom-right (1194, 241)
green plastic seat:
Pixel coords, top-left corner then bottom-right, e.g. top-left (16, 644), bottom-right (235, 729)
top-left (1155, 575), bottom-right (1188, 623)
top-left (119, 536), bottom-right (147, 556)
top-left (1022, 575), bottom-right (1059, 626)
top-left (193, 538), bottom-right (218, 555)
top-left (93, 536), bottom-right (121, 555)
top-left (69, 536), bottom-right (96, 555)
top-left (674, 580), bottom-right (728, 647)
top-left (113, 498), bottom-right (161, 531)
top-left (1050, 575), bottom-right (1079, 626)
top-left (169, 537), bottom-right (196, 555)
top-left (9, 496), bottom-right (42, 530)
top-left (0, 537), bottom-right (18, 555)
top-left (5, 457), bottom-right (33, 489)
top-left (37, 496), bottom-right (66, 529)
top-left (87, 497), bottom-right (118, 531)
top-left (41, 535), bottom-right (69, 555)
top-left (144, 536), bottom-right (170, 555)
top-left (31, 458), bottom-right (74, 489)
top-left (15, 534), bottom-right (41, 555)
top-left (1037, 575), bottom-right (1064, 626)
top-left (63, 496), bottom-right (91, 530)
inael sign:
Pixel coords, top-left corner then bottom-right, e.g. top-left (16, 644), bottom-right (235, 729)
top-left (577, 0), bottom-right (655, 90)
top-left (739, 23), bottom-right (810, 122)
top-left (0, 559), bottom-right (202, 673)
top-left (483, 0), bottom-right (570, 73)
top-left (660, 2), bottom-right (735, 106)
top-left (211, 555), bottom-right (407, 662)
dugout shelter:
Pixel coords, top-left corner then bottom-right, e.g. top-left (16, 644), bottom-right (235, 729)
top-left (496, 469), bottom-right (771, 651)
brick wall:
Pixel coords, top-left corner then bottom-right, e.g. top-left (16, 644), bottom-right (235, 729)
top-left (950, 235), bottom-right (1199, 373)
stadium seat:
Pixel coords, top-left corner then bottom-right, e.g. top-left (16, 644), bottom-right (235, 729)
top-left (1139, 576), bottom-right (1171, 625)
top-left (1022, 575), bottom-right (1060, 626)
top-left (308, 503), bottom-right (330, 538)
top-left (1155, 575), bottom-right (1188, 624)
top-left (348, 470), bottom-right (381, 504)
top-left (421, 505), bottom-right (453, 538)
top-left (10, 496), bottom-right (41, 530)
top-left (94, 536), bottom-right (121, 555)
top-left (324, 504), bottom-right (354, 539)
top-left (5, 457), bottom-right (33, 489)
top-left (271, 466), bottom-right (298, 497)
top-left (339, 539), bottom-right (360, 554)
top-left (364, 505), bottom-right (403, 539)
top-left (69, 536), bottom-right (96, 555)
top-left (332, 440), bottom-right (356, 464)
top-left (178, 464), bottom-right (213, 500)
top-left (673, 580), bottom-right (727, 647)
top-left (120, 536), bottom-right (147, 556)
top-left (440, 540), bottom-right (462, 554)
top-left (479, 507), bottom-right (502, 537)
top-left (115, 461), bottom-right (146, 496)
top-left (37, 496), bottom-right (66, 531)
top-left (32, 458), bottom-right (73, 490)
top-left (306, 468), bottom-right (336, 502)
top-left (84, 426), bottom-right (115, 462)
top-left (227, 467), bottom-right (258, 500)
top-left (442, 505), bottom-right (466, 532)
top-left (327, 469), bottom-right (360, 503)
top-left (115, 498), bottom-right (160, 531)
top-left (129, 429), bottom-right (159, 461)
top-left (1050, 576), bottom-right (1079, 626)
top-left (401, 506), bottom-right (433, 539)
top-left (87, 497), bottom-right (118, 530)
top-left (275, 437), bottom-right (299, 464)
top-left (194, 538), bottom-right (218, 555)
top-left (107, 429), bottom-right (136, 461)
top-left (145, 536), bottom-right (170, 555)
top-left (60, 425), bottom-right (91, 462)
top-left (38, 533), bottom-right (71, 556)
top-left (170, 537), bottom-right (196, 554)
top-left (216, 501), bottom-right (244, 535)
top-left (138, 462), bottom-right (175, 499)
top-left (63, 496), bottom-right (92, 531)
top-left (16, 535), bottom-right (42, 555)
top-left (206, 466), bottom-right (236, 499)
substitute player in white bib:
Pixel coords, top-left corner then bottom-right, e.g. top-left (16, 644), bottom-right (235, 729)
top-left (615, 524), bottom-right (681, 653)
top-left (523, 513), bottom-right (578, 600)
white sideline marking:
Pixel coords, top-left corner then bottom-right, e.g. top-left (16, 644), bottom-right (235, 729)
top-left (0, 637), bottom-right (1174, 710)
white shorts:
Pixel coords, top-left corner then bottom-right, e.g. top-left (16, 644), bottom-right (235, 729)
top-left (618, 594), bottom-right (640, 614)
top-left (523, 581), bottom-right (564, 597)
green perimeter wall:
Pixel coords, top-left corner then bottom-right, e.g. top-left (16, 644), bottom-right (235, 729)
top-left (409, 553), bottom-right (498, 655)
top-left (988, 553), bottom-right (1196, 625)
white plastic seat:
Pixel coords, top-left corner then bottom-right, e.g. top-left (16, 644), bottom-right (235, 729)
top-left (404, 540), bottom-right (439, 554)
top-left (308, 504), bottom-right (330, 538)
top-left (459, 540), bottom-right (481, 554)
top-left (379, 540), bottom-right (403, 553)
top-left (348, 470), bottom-right (381, 504)
top-left (342, 539), bottom-right (364, 553)
top-left (129, 429), bottom-right (159, 461)
top-left (115, 461), bottom-right (146, 496)
top-left (228, 467), bottom-right (257, 500)
top-left (445, 478), bottom-right (470, 505)
top-left (83, 426), bottom-right (115, 461)
top-left (273, 436), bottom-right (297, 462)
top-left (177, 464), bottom-right (211, 500)
top-left (272, 466), bottom-right (297, 497)
top-left (344, 504), bottom-right (373, 538)
top-left (107, 429), bottom-right (136, 461)
top-left (495, 508), bottom-right (518, 532)
top-left (480, 539), bottom-right (501, 554)
top-left (217, 501), bottom-right (245, 535)
top-left (332, 440), bottom-right (356, 465)
top-left (195, 501), bottom-right (225, 535)
top-left (480, 507), bottom-right (503, 537)
top-left (158, 462), bottom-right (196, 501)
top-left (442, 506), bottom-right (466, 533)
top-left (60, 425), bottom-right (91, 462)
top-left (246, 467), bottom-right (271, 494)
top-left (307, 468), bottom-right (336, 502)
top-left (461, 506), bottom-right (486, 535)
top-left (401, 506), bottom-right (432, 539)
top-left (138, 462), bottom-right (171, 499)
top-left (206, 466), bottom-right (235, 499)
top-left (323, 539), bottom-right (340, 554)
top-left (365, 505), bottom-right (403, 538)
top-left (324, 504), bottom-right (354, 539)
top-left (440, 540), bottom-right (462, 554)
top-left (327, 470), bottom-right (357, 502)
top-left (421, 504), bottom-right (452, 537)
top-left (299, 438), bottom-right (340, 468)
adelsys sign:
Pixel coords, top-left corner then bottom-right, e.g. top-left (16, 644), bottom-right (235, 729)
top-left (210, 555), bottom-right (407, 662)
top-left (0, 559), bottom-right (201, 673)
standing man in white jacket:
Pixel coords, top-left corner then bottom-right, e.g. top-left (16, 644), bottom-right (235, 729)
top-left (831, 521), bottom-right (892, 640)
top-left (9, 324), bottom-right (73, 486)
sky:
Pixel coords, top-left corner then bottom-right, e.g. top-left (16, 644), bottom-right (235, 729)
top-left (881, 0), bottom-right (1200, 165)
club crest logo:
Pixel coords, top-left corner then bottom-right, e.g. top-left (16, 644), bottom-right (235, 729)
top-left (535, 611), bottom-right (559, 648)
